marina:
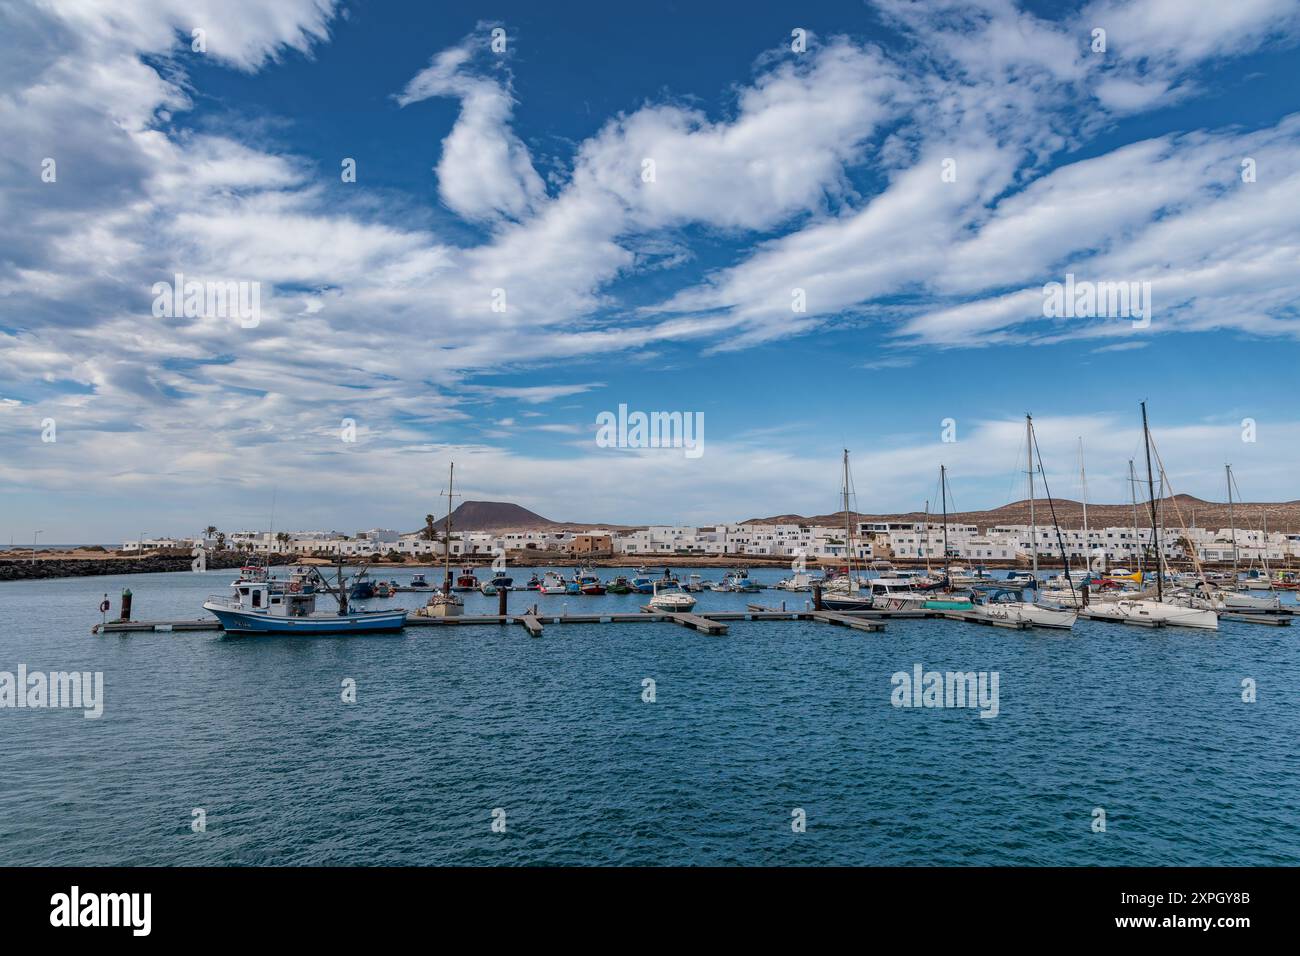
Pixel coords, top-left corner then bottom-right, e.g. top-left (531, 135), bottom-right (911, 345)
top-left (8, 558), bottom-right (1299, 868)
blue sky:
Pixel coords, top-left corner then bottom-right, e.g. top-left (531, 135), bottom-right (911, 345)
top-left (2, 0), bottom-right (1300, 542)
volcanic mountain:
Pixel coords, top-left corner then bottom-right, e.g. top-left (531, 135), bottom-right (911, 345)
top-left (416, 501), bottom-right (633, 532)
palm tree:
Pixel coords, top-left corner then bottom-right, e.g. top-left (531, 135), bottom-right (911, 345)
top-left (422, 514), bottom-right (439, 542)
top-left (276, 531), bottom-right (291, 554)
top-left (215, 532), bottom-right (227, 551)
top-left (204, 525), bottom-right (218, 541)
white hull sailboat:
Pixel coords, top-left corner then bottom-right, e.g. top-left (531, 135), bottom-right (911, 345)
top-left (968, 596), bottom-right (1077, 629)
top-left (820, 450), bottom-right (874, 611)
top-left (414, 462), bottom-right (464, 618)
top-left (1083, 598), bottom-right (1218, 630)
top-left (1170, 586), bottom-right (1280, 613)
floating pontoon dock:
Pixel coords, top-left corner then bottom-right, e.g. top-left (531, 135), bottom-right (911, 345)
top-left (90, 593), bottom-right (1292, 636)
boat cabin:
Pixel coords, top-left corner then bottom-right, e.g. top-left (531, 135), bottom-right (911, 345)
top-left (230, 581), bottom-right (317, 617)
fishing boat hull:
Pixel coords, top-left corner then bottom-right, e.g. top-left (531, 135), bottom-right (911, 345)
top-left (203, 602), bottom-right (407, 635)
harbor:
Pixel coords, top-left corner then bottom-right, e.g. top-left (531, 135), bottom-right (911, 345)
top-left (86, 560), bottom-right (1295, 636)
top-left (7, 557), bottom-right (1299, 868)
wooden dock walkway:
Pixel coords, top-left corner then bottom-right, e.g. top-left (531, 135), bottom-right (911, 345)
top-left (94, 601), bottom-right (1293, 636)
top-left (93, 606), bottom-right (902, 636)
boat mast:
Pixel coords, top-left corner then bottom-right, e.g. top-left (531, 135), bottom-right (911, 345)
top-left (442, 462), bottom-right (455, 594)
top-left (940, 465), bottom-right (949, 583)
top-left (1079, 437), bottom-right (1089, 552)
top-left (1226, 464), bottom-right (1238, 575)
top-left (1141, 402), bottom-right (1163, 602)
top-left (1129, 459), bottom-right (1140, 575)
top-left (842, 449), bottom-right (855, 580)
top-left (1026, 414), bottom-right (1037, 578)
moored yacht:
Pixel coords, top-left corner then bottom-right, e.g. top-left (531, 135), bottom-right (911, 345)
top-left (646, 580), bottom-right (697, 611)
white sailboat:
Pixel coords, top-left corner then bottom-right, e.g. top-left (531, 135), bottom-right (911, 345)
top-left (821, 449), bottom-right (873, 611)
top-left (414, 462), bottom-right (464, 618)
top-left (1081, 403), bottom-right (1216, 630)
top-left (1165, 464), bottom-right (1279, 614)
top-left (968, 416), bottom-right (1078, 629)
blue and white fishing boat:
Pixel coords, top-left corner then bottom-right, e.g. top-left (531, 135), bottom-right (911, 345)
top-left (203, 576), bottom-right (407, 635)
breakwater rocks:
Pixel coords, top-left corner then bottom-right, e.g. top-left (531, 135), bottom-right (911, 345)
top-left (0, 553), bottom-right (252, 582)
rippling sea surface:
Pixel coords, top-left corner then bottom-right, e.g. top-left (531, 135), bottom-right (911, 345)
top-left (2, 566), bottom-right (1297, 866)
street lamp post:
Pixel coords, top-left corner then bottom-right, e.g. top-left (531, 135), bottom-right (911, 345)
top-left (32, 530), bottom-right (43, 563)
top-left (138, 531), bottom-right (147, 555)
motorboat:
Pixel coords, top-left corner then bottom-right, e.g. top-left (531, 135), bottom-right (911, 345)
top-left (479, 581), bottom-right (498, 596)
top-left (646, 581), bottom-right (697, 611)
top-left (453, 568), bottom-right (479, 592)
top-left (775, 571), bottom-right (812, 591)
top-left (606, 576), bottom-right (633, 594)
top-left (488, 570), bottom-right (514, 590)
top-left (630, 575), bottom-right (656, 594)
top-left (203, 578), bottom-right (407, 635)
top-left (524, 573), bottom-right (543, 590)
top-left (539, 571), bottom-right (568, 595)
top-left (880, 590), bottom-right (975, 613)
top-left (577, 570), bottom-right (605, 595)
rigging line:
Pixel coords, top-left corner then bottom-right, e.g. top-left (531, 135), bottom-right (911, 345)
top-left (1146, 434), bottom-right (1207, 583)
top-left (1029, 424), bottom-right (1076, 603)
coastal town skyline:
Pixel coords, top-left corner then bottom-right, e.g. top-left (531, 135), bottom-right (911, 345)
top-left (3, 2), bottom-right (1300, 545)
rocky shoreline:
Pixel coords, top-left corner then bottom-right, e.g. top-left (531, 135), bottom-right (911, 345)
top-left (0, 553), bottom-right (251, 581)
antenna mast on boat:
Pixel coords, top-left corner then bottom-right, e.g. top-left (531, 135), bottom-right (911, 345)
top-left (1141, 402), bottom-right (1163, 603)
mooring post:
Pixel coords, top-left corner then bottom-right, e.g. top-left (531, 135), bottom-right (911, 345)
top-left (120, 588), bottom-right (133, 622)
top-left (498, 585), bottom-right (508, 617)
top-left (812, 583), bottom-right (823, 611)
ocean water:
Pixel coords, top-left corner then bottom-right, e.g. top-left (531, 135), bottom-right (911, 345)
top-left (1, 566), bottom-right (1297, 866)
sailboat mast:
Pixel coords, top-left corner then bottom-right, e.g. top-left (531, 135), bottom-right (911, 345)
top-left (443, 462), bottom-right (454, 592)
top-left (842, 449), bottom-right (855, 578)
top-left (1226, 464), bottom-right (1238, 574)
top-left (1141, 402), bottom-right (1162, 602)
top-left (940, 465), bottom-right (949, 582)
top-left (1079, 437), bottom-right (1089, 536)
top-left (1026, 414), bottom-right (1037, 577)
top-left (1129, 459), bottom-right (1140, 575)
